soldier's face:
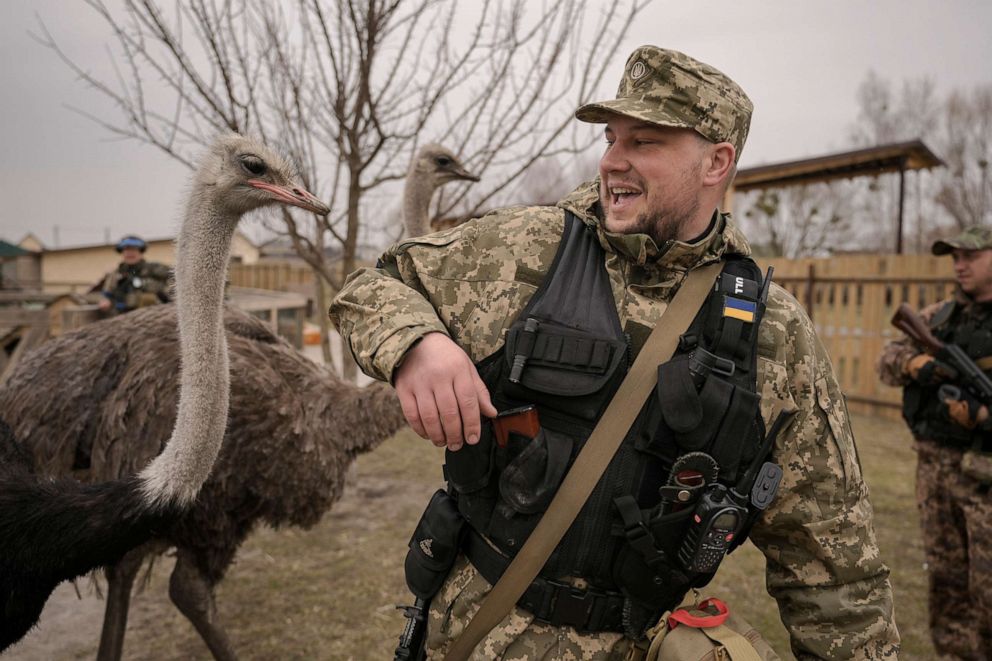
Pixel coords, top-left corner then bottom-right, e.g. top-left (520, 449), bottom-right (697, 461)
top-left (120, 247), bottom-right (143, 265)
top-left (952, 249), bottom-right (992, 301)
top-left (599, 116), bottom-right (706, 245)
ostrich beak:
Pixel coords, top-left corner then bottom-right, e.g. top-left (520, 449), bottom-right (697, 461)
top-left (453, 166), bottom-right (481, 183)
top-left (248, 180), bottom-right (331, 215)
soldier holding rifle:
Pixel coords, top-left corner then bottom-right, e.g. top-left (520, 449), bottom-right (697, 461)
top-left (878, 225), bottom-right (992, 660)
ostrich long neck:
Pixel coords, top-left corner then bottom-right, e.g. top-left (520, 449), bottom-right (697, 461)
top-left (403, 170), bottom-right (434, 238)
top-left (138, 189), bottom-right (236, 508)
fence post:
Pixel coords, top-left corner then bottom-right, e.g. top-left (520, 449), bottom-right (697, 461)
top-left (805, 263), bottom-right (815, 322)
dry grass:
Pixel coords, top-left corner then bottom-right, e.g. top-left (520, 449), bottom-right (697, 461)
top-left (32, 414), bottom-right (934, 660)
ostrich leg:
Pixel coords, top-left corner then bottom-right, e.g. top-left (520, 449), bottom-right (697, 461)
top-left (169, 548), bottom-right (237, 661)
top-left (96, 547), bottom-right (145, 661)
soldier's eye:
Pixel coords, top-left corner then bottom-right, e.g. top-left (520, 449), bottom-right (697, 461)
top-left (240, 155), bottom-right (267, 177)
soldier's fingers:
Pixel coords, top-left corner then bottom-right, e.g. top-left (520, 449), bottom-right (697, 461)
top-left (397, 387), bottom-right (428, 440)
top-left (453, 370), bottom-right (482, 446)
top-left (416, 393), bottom-right (447, 448)
top-left (472, 369), bottom-right (498, 419)
top-left (433, 386), bottom-right (466, 451)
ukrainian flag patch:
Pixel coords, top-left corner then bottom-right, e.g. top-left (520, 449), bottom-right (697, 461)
top-left (723, 297), bottom-right (756, 323)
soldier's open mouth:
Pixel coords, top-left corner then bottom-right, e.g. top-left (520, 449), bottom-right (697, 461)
top-left (611, 189), bottom-right (642, 209)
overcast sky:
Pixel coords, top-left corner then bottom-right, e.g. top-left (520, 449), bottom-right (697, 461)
top-left (2, 0), bottom-right (990, 249)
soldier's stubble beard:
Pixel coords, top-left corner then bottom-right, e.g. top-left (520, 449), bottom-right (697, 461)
top-left (602, 165), bottom-right (703, 247)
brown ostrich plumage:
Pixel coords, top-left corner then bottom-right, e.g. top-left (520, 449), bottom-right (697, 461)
top-left (0, 303), bottom-right (407, 659)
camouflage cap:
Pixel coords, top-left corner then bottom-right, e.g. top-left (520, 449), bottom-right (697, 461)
top-left (575, 46), bottom-right (753, 161)
top-left (932, 225), bottom-right (992, 255)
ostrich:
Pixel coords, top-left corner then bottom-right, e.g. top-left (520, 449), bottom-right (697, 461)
top-left (0, 133), bottom-right (330, 652)
top-left (0, 143), bottom-right (477, 660)
top-left (403, 143), bottom-right (479, 237)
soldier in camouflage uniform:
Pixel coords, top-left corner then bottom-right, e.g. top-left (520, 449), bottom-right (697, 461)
top-left (98, 235), bottom-right (172, 315)
top-left (878, 226), bottom-right (992, 660)
top-left (331, 46), bottom-right (899, 659)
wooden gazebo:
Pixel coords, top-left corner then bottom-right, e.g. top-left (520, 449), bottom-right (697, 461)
top-left (727, 140), bottom-right (944, 253)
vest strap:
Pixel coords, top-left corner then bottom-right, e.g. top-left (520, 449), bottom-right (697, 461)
top-left (444, 261), bottom-right (724, 661)
top-left (463, 528), bottom-right (626, 632)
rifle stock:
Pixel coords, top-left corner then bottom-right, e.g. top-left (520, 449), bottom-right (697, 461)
top-left (891, 303), bottom-right (944, 354)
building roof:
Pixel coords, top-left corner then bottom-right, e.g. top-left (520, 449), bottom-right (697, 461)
top-left (0, 240), bottom-right (32, 258)
top-left (733, 140), bottom-right (944, 192)
top-left (35, 230), bottom-right (257, 254)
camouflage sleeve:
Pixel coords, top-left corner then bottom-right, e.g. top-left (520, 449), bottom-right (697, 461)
top-left (331, 207), bottom-right (565, 383)
top-left (751, 285), bottom-right (899, 660)
top-left (100, 269), bottom-right (117, 295)
top-left (329, 254), bottom-right (452, 383)
top-left (876, 300), bottom-right (947, 387)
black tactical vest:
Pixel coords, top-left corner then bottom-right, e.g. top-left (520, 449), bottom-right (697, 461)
top-left (443, 213), bottom-right (773, 635)
top-left (903, 300), bottom-right (992, 448)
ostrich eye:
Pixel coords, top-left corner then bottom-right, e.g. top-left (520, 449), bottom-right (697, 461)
top-left (240, 155), bottom-right (267, 177)
top-left (435, 156), bottom-right (452, 168)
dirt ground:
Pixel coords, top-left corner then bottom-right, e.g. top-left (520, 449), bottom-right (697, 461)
top-left (7, 413), bottom-right (935, 660)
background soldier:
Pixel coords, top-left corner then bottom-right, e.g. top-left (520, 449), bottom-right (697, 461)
top-left (333, 46), bottom-right (899, 659)
top-left (98, 235), bottom-right (172, 315)
top-left (878, 226), bottom-right (992, 660)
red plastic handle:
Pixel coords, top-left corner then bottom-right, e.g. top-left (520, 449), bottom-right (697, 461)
top-left (667, 597), bottom-right (730, 630)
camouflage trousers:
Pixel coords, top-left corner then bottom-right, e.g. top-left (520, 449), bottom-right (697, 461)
top-left (425, 555), bottom-right (635, 660)
top-left (915, 440), bottom-right (992, 661)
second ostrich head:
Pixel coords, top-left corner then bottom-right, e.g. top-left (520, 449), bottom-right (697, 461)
top-left (139, 133), bottom-right (328, 509)
top-left (404, 143), bottom-right (479, 237)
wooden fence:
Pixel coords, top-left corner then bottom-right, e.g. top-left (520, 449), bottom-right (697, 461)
top-left (228, 262), bottom-right (315, 294)
top-left (228, 255), bottom-right (956, 419)
top-left (756, 254), bottom-right (956, 419)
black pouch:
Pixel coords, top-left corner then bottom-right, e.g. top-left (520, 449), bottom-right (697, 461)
top-left (404, 489), bottom-right (466, 600)
top-left (444, 425), bottom-right (495, 494)
top-left (655, 357), bottom-right (759, 479)
top-left (501, 321), bottom-right (627, 421)
top-left (612, 505), bottom-right (694, 611)
top-left (487, 427), bottom-right (574, 550)
top-left (499, 428), bottom-right (572, 513)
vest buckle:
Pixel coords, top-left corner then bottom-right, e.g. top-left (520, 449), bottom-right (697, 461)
top-left (547, 580), bottom-right (599, 629)
top-left (689, 347), bottom-right (735, 380)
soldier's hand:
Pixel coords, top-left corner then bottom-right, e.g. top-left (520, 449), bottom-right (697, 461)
top-left (394, 332), bottom-right (498, 452)
top-left (905, 353), bottom-right (951, 384)
top-left (98, 298), bottom-right (111, 312)
top-left (945, 395), bottom-right (989, 430)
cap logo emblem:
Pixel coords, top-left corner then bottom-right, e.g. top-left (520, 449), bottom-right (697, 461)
top-left (420, 538), bottom-right (434, 558)
top-left (629, 61), bottom-right (647, 80)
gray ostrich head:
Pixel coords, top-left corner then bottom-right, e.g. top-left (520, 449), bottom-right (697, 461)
top-left (192, 134), bottom-right (329, 218)
top-left (404, 143), bottom-right (479, 237)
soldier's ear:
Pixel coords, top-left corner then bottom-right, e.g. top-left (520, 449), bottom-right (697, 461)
top-left (701, 142), bottom-right (735, 189)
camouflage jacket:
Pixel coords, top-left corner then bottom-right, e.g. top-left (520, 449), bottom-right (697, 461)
top-left (330, 181), bottom-right (899, 659)
top-left (100, 260), bottom-right (172, 314)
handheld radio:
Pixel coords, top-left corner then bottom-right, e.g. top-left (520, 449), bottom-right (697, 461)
top-left (677, 483), bottom-right (745, 574)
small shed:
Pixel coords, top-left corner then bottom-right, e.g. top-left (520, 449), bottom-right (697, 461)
top-left (0, 240), bottom-right (41, 290)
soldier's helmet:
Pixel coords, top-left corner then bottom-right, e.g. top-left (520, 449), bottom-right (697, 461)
top-left (116, 235), bottom-right (147, 253)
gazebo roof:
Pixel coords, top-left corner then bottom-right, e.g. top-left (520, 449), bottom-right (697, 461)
top-left (733, 140), bottom-right (943, 192)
